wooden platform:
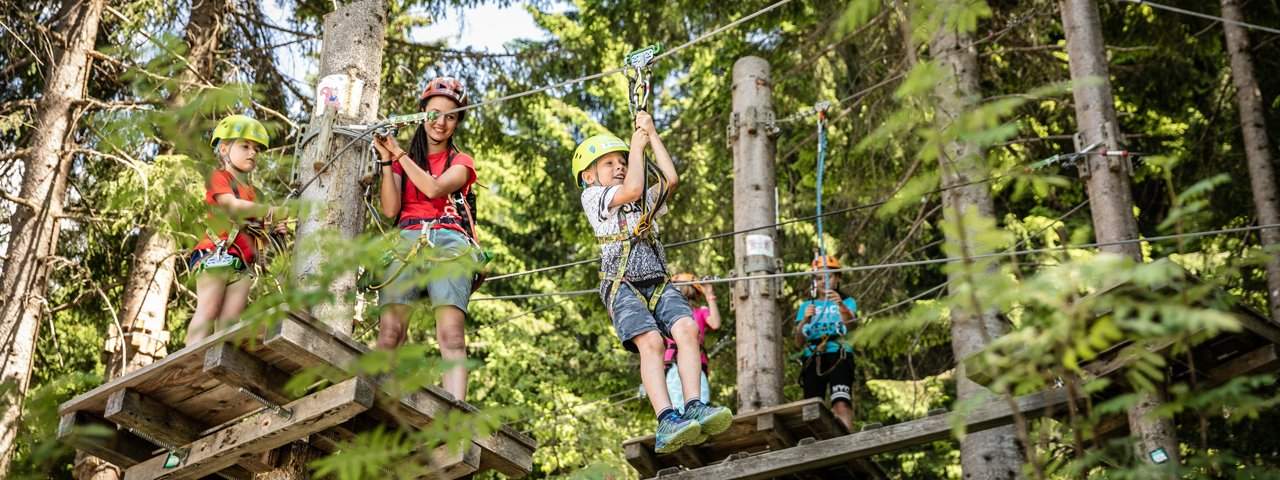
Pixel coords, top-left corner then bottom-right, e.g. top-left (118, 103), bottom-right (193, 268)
top-left (57, 311), bottom-right (536, 479)
top-left (648, 390), bottom-right (1077, 480)
top-left (623, 398), bottom-right (888, 479)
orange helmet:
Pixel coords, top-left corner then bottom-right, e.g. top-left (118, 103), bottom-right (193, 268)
top-left (671, 273), bottom-right (695, 283)
top-left (419, 76), bottom-right (468, 121)
top-left (810, 255), bottom-right (841, 271)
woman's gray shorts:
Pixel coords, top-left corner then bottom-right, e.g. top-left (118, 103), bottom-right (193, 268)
top-left (377, 228), bottom-right (482, 312)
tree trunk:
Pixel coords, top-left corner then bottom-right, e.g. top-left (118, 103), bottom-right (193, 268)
top-left (1060, 0), bottom-right (1180, 468)
top-left (291, 0), bottom-right (388, 335)
top-left (931, 18), bottom-right (1025, 480)
top-left (0, 0), bottom-right (108, 475)
top-left (73, 2), bottom-right (225, 478)
top-left (1222, 0), bottom-right (1280, 327)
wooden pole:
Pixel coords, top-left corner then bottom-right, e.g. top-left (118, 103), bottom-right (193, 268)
top-left (730, 56), bottom-right (783, 412)
top-left (291, 0), bottom-right (388, 336)
top-left (1221, 0), bottom-right (1280, 327)
top-left (1060, 0), bottom-right (1180, 468)
top-left (929, 13), bottom-right (1025, 478)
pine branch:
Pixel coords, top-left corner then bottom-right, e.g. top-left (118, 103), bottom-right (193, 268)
top-left (0, 149), bottom-right (29, 163)
top-left (78, 98), bottom-right (161, 111)
top-left (1, 190), bottom-right (37, 210)
top-left (0, 98), bottom-right (37, 113)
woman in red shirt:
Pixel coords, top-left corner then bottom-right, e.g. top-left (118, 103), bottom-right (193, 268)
top-left (371, 77), bottom-right (484, 401)
top-left (187, 115), bottom-right (287, 343)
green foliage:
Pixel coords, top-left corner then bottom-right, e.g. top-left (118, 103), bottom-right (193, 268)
top-left (7, 0), bottom-right (1280, 478)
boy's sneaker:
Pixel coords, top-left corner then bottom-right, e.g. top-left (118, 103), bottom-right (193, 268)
top-left (654, 413), bottom-right (701, 454)
top-left (681, 401), bottom-right (734, 439)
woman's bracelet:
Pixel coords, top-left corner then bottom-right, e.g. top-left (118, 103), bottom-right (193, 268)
top-left (393, 151), bottom-right (408, 162)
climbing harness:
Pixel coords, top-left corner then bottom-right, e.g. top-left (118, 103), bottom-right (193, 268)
top-left (623, 44), bottom-right (662, 118)
top-left (359, 147), bottom-right (491, 294)
top-left (597, 160), bottom-right (674, 316)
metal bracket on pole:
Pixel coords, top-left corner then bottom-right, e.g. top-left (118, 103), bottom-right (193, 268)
top-left (239, 387), bottom-right (293, 419)
top-left (1103, 120), bottom-right (1132, 176)
top-left (727, 107), bottom-right (778, 142)
top-left (1073, 131), bottom-right (1091, 180)
top-left (302, 107), bottom-right (337, 176)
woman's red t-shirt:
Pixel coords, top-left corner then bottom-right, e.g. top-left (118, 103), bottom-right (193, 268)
top-left (392, 150), bottom-right (476, 234)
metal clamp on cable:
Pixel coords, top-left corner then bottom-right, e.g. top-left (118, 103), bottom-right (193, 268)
top-left (623, 43), bottom-right (663, 118)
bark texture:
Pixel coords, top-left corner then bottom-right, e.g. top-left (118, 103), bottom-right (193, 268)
top-left (931, 19), bottom-right (1025, 480)
top-left (1221, 0), bottom-right (1280, 327)
top-left (1060, 0), bottom-right (1179, 468)
top-left (0, 0), bottom-right (108, 474)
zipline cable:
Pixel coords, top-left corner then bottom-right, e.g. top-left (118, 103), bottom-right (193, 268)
top-left (473, 223), bottom-right (1280, 301)
top-left (288, 0), bottom-right (797, 200)
top-left (430, 0), bottom-right (795, 120)
top-left (487, 147), bottom-right (1084, 283)
top-left (1114, 0), bottom-right (1280, 35)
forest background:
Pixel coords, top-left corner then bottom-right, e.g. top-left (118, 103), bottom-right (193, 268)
top-left (3, 0), bottom-right (1280, 478)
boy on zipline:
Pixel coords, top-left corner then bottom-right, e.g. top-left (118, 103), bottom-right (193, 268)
top-left (187, 115), bottom-right (289, 343)
top-left (572, 111), bottom-right (732, 453)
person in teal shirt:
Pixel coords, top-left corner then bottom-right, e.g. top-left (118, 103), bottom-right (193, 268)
top-left (794, 254), bottom-right (856, 431)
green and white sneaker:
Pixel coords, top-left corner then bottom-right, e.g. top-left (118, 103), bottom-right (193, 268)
top-left (681, 401), bottom-right (733, 439)
top-left (654, 413), bottom-right (701, 454)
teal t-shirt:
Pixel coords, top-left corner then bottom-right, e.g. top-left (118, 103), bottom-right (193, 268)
top-left (794, 297), bottom-right (857, 356)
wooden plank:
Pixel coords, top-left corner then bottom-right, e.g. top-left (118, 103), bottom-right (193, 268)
top-left (263, 315), bottom-right (360, 374)
top-left (58, 412), bottom-right (156, 468)
top-left (756, 414), bottom-right (794, 451)
top-left (657, 390), bottom-right (1076, 480)
top-left (203, 342), bottom-right (295, 405)
top-left (103, 388), bottom-right (205, 449)
top-left (1207, 344), bottom-right (1280, 388)
top-left (383, 384), bottom-right (534, 478)
top-left (428, 442), bottom-right (482, 479)
top-left (271, 315), bottom-right (535, 477)
top-left (1231, 309), bottom-right (1280, 346)
top-left (625, 441), bottom-right (660, 479)
top-left (671, 444), bottom-right (706, 470)
top-left (59, 322), bottom-right (258, 416)
top-left (124, 377), bottom-right (375, 480)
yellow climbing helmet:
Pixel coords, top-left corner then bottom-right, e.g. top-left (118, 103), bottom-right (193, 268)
top-left (210, 114), bottom-right (270, 148)
top-left (571, 133), bottom-right (629, 188)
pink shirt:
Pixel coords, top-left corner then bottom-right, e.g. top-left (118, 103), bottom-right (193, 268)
top-left (664, 306), bottom-right (710, 371)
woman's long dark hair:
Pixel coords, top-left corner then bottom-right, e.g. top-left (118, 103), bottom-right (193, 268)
top-left (405, 97), bottom-right (464, 200)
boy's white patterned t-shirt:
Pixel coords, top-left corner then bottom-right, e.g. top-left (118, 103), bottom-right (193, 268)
top-left (582, 185), bottom-right (670, 300)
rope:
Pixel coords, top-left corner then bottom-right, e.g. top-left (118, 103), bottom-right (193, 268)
top-left (775, 72), bottom-right (907, 125)
top-left (814, 107), bottom-right (832, 293)
top-left (472, 223), bottom-right (1280, 301)
top-left (1115, 0), bottom-right (1280, 35)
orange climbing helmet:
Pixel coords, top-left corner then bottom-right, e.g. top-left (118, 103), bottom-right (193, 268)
top-left (810, 254), bottom-right (841, 271)
top-left (672, 273), bottom-right (695, 283)
top-left (420, 76), bottom-right (467, 108)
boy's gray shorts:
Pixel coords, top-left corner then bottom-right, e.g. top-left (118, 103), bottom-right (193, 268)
top-left (609, 283), bottom-right (694, 353)
top-left (378, 228), bottom-right (480, 313)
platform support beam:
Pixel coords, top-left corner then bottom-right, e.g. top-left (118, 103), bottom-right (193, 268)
top-left (123, 377), bottom-right (374, 480)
